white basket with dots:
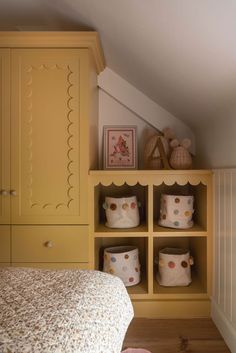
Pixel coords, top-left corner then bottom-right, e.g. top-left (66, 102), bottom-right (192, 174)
top-left (103, 196), bottom-right (140, 229)
top-left (103, 246), bottom-right (141, 287)
top-left (156, 247), bottom-right (194, 287)
top-left (158, 194), bottom-right (194, 229)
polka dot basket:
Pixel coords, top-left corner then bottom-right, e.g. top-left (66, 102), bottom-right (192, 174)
top-left (156, 247), bottom-right (194, 287)
top-left (103, 196), bottom-right (140, 228)
top-left (103, 246), bottom-right (141, 287)
top-left (158, 194), bottom-right (194, 229)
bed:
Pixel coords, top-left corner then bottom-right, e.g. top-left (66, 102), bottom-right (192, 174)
top-left (0, 267), bottom-right (134, 353)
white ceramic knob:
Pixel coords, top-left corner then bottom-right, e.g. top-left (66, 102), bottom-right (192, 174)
top-left (10, 190), bottom-right (17, 196)
top-left (44, 241), bottom-right (53, 248)
top-left (1, 190), bottom-right (9, 196)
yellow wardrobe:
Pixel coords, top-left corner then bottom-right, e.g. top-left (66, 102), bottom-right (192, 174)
top-left (0, 32), bottom-right (105, 268)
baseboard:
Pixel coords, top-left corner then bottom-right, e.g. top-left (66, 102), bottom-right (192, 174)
top-left (212, 299), bottom-right (236, 353)
top-left (132, 299), bottom-right (211, 318)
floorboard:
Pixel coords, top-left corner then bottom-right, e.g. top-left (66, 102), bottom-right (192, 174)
top-left (123, 318), bottom-right (231, 353)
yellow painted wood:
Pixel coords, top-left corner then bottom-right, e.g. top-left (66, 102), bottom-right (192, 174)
top-left (0, 226), bottom-right (10, 262)
top-left (12, 262), bottom-right (90, 270)
top-left (153, 223), bottom-right (207, 236)
top-left (0, 32), bottom-right (105, 74)
top-left (0, 32), bottom-right (104, 269)
top-left (95, 223), bottom-right (148, 235)
top-left (0, 49), bottom-right (10, 224)
top-left (89, 170), bottom-right (213, 316)
top-left (0, 263), bottom-right (10, 267)
top-left (12, 225), bottom-right (89, 263)
top-left (11, 49), bottom-right (92, 224)
top-left (132, 300), bottom-right (211, 318)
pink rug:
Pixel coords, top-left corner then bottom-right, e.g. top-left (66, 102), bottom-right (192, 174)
top-left (122, 349), bottom-right (151, 353)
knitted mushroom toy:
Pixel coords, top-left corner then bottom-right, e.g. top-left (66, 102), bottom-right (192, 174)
top-left (169, 138), bottom-right (192, 169)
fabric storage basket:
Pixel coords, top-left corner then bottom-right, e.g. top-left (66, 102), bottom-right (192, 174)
top-left (103, 196), bottom-right (140, 228)
top-left (103, 246), bottom-right (141, 286)
top-left (158, 194), bottom-right (194, 229)
top-left (156, 247), bottom-right (193, 287)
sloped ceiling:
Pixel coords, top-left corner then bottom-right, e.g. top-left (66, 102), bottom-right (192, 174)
top-left (1, 0), bottom-right (236, 128)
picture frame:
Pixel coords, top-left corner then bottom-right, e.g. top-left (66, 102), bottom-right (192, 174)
top-left (103, 125), bottom-right (137, 169)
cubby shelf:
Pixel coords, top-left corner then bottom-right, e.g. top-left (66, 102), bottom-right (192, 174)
top-left (95, 222), bottom-right (148, 235)
top-left (152, 272), bottom-right (208, 300)
top-left (127, 276), bottom-right (148, 297)
top-left (153, 223), bottom-right (207, 236)
top-left (89, 170), bottom-right (213, 317)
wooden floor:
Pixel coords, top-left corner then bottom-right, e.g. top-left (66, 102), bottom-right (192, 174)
top-left (123, 318), bottom-right (231, 353)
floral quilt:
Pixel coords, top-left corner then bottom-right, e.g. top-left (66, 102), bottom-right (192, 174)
top-left (0, 267), bottom-right (133, 353)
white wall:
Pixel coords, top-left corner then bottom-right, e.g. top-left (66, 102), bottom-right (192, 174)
top-left (98, 89), bottom-right (158, 169)
top-left (98, 68), bottom-right (195, 169)
top-left (196, 108), bottom-right (236, 352)
top-left (196, 111), bottom-right (236, 168)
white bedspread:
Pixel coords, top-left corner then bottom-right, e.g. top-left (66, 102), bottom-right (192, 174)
top-left (0, 267), bottom-right (134, 353)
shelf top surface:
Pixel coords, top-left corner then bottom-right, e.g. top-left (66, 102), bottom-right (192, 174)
top-left (89, 169), bottom-right (212, 176)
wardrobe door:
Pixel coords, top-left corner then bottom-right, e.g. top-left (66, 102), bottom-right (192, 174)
top-left (0, 49), bottom-right (10, 224)
top-left (0, 226), bottom-right (10, 262)
top-left (11, 49), bottom-right (89, 224)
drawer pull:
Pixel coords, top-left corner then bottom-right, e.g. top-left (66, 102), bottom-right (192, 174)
top-left (0, 189), bottom-right (9, 196)
top-left (44, 241), bottom-right (53, 248)
top-left (10, 190), bottom-right (17, 196)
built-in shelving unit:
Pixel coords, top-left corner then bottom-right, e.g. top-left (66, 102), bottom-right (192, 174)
top-left (89, 170), bottom-right (212, 318)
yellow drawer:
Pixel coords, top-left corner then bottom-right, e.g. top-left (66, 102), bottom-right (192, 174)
top-left (0, 226), bottom-right (10, 262)
top-left (12, 226), bottom-right (89, 263)
top-left (0, 263), bottom-right (11, 267)
top-left (12, 263), bottom-right (90, 270)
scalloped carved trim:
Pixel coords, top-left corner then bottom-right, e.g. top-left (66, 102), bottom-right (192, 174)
top-left (26, 64), bottom-right (75, 210)
top-left (93, 180), bottom-right (149, 187)
top-left (92, 177), bottom-right (208, 187)
top-left (153, 180), bottom-right (207, 186)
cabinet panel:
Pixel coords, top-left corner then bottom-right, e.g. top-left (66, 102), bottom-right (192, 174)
top-left (0, 226), bottom-right (10, 262)
top-left (11, 49), bottom-right (90, 224)
top-left (12, 262), bottom-right (90, 270)
top-left (0, 49), bottom-right (10, 224)
top-left (12, 225), bottom-right (89, 263)
top-left (0, 263), bottom-right (10, 267)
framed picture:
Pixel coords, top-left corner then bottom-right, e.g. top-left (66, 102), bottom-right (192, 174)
top-left (103, 126), bottom-right (137, 169)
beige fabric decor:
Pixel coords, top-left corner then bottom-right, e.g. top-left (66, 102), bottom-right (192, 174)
top-left (156, 248), bottom-right (192, 287)
top-left (103, 246), bottom-right (141, 287)
top-left (0, 267), bottom-right (134, 353)
top-left (158, 194), bottom-right (194, 229)
top-left (104, 196), bottom-right (140, 228)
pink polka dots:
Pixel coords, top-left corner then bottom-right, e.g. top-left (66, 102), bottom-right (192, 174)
top-left (168, 261), bottom-right (175, 269)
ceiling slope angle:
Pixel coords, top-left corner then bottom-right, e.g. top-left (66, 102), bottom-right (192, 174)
top-left (1, 0), bottom-right (236, 129)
